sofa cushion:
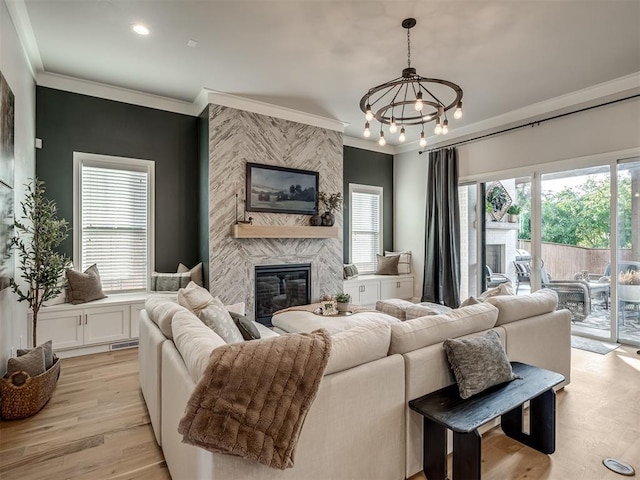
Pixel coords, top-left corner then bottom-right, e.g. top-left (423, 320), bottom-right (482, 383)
top-left (486, 289), bottom-right (558, 326)
top-left (405, 302), bottom-right (453, 320)
top-left (145, 294), bottom-right (190, 339)
top-left (171, 310), bottom-right (227, 382)
top-left (177, 281), bottom-right (214, 315)
top-left (376, 298), bottom-right (415, 320)
top-left (325, 321), bottom-right (392, 375)
top-left (443, 330), bottom-right (517, 399)
top-left (199, 298), bottom-right (244, 344)
top-left (389, 303), bottom-right (499, 355)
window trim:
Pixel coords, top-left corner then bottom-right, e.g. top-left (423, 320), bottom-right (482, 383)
top-left (349, 183), bottom-right (384, 274)
top-left (73, 152), bottom-right (155, 291)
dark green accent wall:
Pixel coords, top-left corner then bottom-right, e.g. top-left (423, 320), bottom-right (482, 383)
top-left (343, 146), bottom-right (393, 263)
top-left (35, 87), bottom-right (200, 272)
top-left (197, 107), bottom-right (210, 287)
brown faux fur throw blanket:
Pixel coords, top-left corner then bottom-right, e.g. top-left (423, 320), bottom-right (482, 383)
top-left (178, 329), bottom-right (332, 470)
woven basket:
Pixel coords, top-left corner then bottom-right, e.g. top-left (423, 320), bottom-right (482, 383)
top-left (1, 357), bottom-right (61, 420)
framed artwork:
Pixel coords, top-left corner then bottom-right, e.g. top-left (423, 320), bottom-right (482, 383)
top-left (0, 182), bottom-right (13, 291)
top-left (321, 300), bottom-right (337, 316)
top-left (246, 163), bottom-right (318, 215)
top-left (0, 71), bottom-right (15, 188)
top-left (485, 181), bottom-right (512, 221)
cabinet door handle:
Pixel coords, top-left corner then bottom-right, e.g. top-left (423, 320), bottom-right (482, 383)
top-left (78, 316), bottom-right (82, 326)
top-left (84, 315), bottom-right (88, 325)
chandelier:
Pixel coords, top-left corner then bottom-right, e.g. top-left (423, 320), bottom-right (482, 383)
top-left (359, 18), bottom-right (464, 148)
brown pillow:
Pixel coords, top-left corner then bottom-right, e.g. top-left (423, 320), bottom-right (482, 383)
top-left (177, 262), bottom-right (204, 287)
top-left (375, 254), bottom-right (400, 275)
top-left (66, 264), bottom-right (107, 305)
top-left (18, 340), bottom-right (54, 369)
top-left (8, 345), bottom-right (46, 377)
top-left (443, 330), bottom-right (517, 399)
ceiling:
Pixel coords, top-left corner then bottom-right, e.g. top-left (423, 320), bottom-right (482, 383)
top-left (11, 0), bottom-right (640, 147)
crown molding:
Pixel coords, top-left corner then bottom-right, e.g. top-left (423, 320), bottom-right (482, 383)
top-left (198, 89), bottom-right (346, 132)
top-left (5, 0), bottom-right (43, 77)
top-left (36, 72), bottom-right (195, 116)
top-left (343, 135), bottom-right (399, 155)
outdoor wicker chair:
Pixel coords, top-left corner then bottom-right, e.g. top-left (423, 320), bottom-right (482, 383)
top-left (513, 256), bottom-right (531, 294)
top-left (541, 267), bottom-right (591, 322)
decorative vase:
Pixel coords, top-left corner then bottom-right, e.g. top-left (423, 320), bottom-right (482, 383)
top-left (336, 302), bottom-right (349, 312)
top-left (508, 214), bottom-right (518, 223)
top-left (310, 214), bottom-right (322, 226)
top-left (321, 212), bottom-right (335, 226)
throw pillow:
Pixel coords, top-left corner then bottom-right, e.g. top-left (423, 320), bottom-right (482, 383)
top-left (8, 345), bottom-right (46, 377)
top-left (66, 264), bottom-right (107, 305)
top-left (151, 272), bottom-right (192, 291)
top-left (17, 340), bottom-right (54, 370)
top-left (443, 330), bottom-right (517, 399)
top-left (224, 302), bottom-right (246, 316)
top-left (228, 311), bottom-right (261, 341)
top-left (385, 251), bottom-right (412, 274)
top-left (460, 296), bottom-right (479, 307)
top-left (343, 264), bottom-right (359, 279)
top-left (177, 281), bottom-right (214, 316)
top-left (478, 282), bottom-right (515, 301)
top-left (177, 262), bottom-right (204, 287)
top-left (199, 298), bottom-right (244, 344)
top-left (376, 254), bottom-right (400, 275)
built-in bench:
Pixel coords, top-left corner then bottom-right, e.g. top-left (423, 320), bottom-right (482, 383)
top-left (409, 362), bottom-right (565, 480)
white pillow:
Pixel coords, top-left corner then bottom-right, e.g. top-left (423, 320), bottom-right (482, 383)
top-left (385, 251), bottom-right (412, 274)
top-left (199, 297), bottom-right (244, 344)
top-left (224, 301), bottom-right (246, 316)
top-left (177, 281), bottom-right (214, 315)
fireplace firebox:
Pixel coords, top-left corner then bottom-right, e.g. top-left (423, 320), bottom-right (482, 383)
top-left (255, 264), bottom-right (311, 326)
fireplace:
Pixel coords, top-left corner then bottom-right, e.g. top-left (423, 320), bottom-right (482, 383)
top-left (486, 244), bottom-right (505, 273)
top-left (255, 264), bottom-right (311, 326)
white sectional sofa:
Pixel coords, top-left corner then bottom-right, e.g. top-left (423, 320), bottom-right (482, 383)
top-left (138, 289), bottom-right (570, 480)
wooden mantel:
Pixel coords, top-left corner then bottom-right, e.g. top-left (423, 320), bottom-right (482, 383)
top-left (230, 224), bottom-right (339, 239)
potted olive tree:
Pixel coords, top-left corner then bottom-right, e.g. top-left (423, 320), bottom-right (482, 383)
top-left (11, 179), bottom-right (70, 347)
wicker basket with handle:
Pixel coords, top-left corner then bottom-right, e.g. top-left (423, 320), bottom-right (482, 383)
top-left (1, 356), bottom-right (61, 420)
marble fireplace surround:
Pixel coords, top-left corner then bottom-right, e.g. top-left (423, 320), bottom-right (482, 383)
top-left (207, 104), bottom-right (344, 321)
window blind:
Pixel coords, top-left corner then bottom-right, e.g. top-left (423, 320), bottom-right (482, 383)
top-left (351, 189), bottom-right (381, 273)
top-left (81, 165), bottom-right (149, 292)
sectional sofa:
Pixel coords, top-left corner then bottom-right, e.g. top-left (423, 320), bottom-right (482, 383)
top-left (138, 289), bottom-right (570, 480)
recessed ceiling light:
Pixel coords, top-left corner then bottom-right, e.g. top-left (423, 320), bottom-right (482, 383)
top-left (187, 39), bottom-right (198, 48)
top-left (132, 24), bottom-right (150, 36)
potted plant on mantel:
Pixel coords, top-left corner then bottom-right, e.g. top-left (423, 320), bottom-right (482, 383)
top-left (317, 191), bottom-right (343, 227)
top-left (507, 204), bottom-right (521, 223)
top-left (11, 178), bottom-right (70, 348)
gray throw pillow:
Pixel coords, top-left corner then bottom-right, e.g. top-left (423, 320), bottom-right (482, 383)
top-left (66, 264), bottom-right (107, 305)
top-left (18, 340), bottom-right (54, 369)
top-left (177, 262), bottom-right (204, 287)
top-left (8, 345), bottom-right (46, 377)
top-left (375, 254), bottom-right (400, 275)
top-left (199, 298), bottom-right (244, 344)
top-left (228, 311), bottom-right (261, 341)
top-left (443, 330), bottom-right (517, 399)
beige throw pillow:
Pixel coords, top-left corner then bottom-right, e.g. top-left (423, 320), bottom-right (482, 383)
top-left (177, 281), bottom-right (214, 316)
top-left (18, 340), bottom-right (54, 370)
top-left (199, 298), bottom-right (244, 344)
top-left (376, 254), bottom-right (400, 275)
top-left (8, 345), bottom-right (46, 377)
top-left (385, 251), bottom-right (412, 274)
top-left (66, 264), bottom-right (107, 305)
top-left (177, 262), bottom-right (204, 287)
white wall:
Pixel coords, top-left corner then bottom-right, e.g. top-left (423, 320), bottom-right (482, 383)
top-left (394, 98), bottom-right (640, 300)
top-left (0, 1), bottom-right (36, 372)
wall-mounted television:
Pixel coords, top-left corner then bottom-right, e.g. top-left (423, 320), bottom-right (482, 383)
top-left (246, 163), bottom-right (318, 215)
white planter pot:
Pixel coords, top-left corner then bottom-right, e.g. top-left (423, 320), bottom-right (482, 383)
top-left (618, 284), bottom-right (640, 303)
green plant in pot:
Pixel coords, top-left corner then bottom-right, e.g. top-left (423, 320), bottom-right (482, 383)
top-left (334, 292), bottom-right (351, 312)
top-left (11, 179), bottom-right (70, 348)
top-left (318, 191), bottom-right (343, 227)
top-left (507, 204), bottom-right (521, 223)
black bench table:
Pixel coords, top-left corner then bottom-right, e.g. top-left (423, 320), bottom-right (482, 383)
top-left (409, 362), bottom-right (564, 480)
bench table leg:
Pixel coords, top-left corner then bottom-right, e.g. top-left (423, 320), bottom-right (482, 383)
top-left (423, 418), bottom-right (447, 480)
top-left (501, 388), bottom-right (556, 454)
top-left (453, 429), bottom-right (482, 480)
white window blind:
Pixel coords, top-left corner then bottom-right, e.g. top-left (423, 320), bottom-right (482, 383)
top-left (78, 157), bottom-right (152, 292)
top-left (350, 185), bottom-right (383, 273)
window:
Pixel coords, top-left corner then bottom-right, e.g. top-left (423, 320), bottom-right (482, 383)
top-left (74, 153), bottom-right (154, 293)
top-left (349, 184), bottom-right (383, 273)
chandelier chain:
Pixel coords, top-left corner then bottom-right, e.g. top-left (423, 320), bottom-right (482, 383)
top-left (407, 28), bottom-right (411, 69)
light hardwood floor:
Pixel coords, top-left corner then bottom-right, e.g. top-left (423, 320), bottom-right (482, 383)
top-left (1, 345), bottom-right (639, 480)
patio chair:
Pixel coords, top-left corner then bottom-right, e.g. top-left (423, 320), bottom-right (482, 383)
top-left (541, 267), bottom-right (591, 322)
top-left (485, 265), bottom-right (511, 288)
top-left (513, 255), bottom-right (531, 294)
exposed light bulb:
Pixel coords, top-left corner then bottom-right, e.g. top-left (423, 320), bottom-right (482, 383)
top-left (414, 92), bottom-right (424, 111)
top-left (363, 121), bottom-right (371, 138)
top-left (378, 131), bottom-right (386, 146)
top-left (132, 24), bottom-right (150, 36)
top-left (419, 131), bottom-right (427, 148)
top-left (442, 119), bottom-right (449, 135)
top-left (434, 118), bottom-right (442, 135)
top-left (398, 127), bottom-right (406, 142)
top-left (365, 104), bottom-right (373, 121)
top-left (389, 116), bottom-right (397, 133)
top-left (454, 101), bottom-right (463, 120)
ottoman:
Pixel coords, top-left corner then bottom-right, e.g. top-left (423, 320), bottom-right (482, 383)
top-left (271, 309), bottom-right (400, 335)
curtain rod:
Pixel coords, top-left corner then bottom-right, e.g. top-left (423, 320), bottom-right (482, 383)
top-left (418, 93), bottom-right (640, 155)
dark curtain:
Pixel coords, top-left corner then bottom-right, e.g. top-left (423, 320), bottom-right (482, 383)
top-left (422, 147), bottom-right (461, 307)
